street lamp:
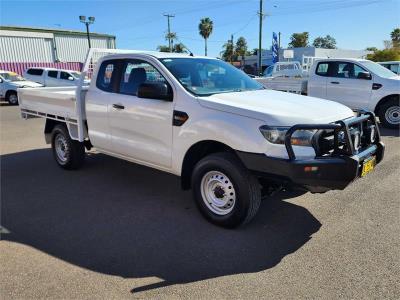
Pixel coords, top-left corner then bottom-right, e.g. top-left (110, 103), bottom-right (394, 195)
top-left (79, 15), bottom-right (95, 49)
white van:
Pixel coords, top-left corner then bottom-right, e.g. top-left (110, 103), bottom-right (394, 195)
top-left (23, 68), bottom-right (90, 87)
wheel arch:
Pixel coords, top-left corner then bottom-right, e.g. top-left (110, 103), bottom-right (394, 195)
top-left (374, 94), bottom-right (400, 115)
top-left (180, 140), bottom-right (238, 190)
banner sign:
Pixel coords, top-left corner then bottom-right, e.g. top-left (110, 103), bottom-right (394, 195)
top-left (272, 32), bottom-right (279, 63)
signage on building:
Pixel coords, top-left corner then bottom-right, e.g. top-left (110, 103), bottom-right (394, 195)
top-left (283, 49), bottom-right (294, 59)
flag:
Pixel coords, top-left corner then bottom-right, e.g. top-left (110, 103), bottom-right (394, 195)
top-left (272, 32), bottom-right (279, 63)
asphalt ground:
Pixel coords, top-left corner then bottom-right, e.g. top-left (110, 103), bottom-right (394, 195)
top-left (1, 103), bottom-right (399, 299)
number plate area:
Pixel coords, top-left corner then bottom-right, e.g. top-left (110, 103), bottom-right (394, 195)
top-left (361, 156), bottom-right (376, 177)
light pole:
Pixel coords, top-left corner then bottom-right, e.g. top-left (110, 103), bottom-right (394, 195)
top-left (79, 16), bottom-right (95, 49)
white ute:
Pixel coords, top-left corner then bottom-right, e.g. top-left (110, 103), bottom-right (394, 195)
top-left (18, 49), bottom-right (385, 228)
top-left (256, 59), bottom-right (400, 129)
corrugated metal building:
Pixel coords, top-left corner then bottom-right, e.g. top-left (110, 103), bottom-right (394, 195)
top-left (0, 26), bottom-right (116, 63)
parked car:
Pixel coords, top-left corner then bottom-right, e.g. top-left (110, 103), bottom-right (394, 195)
top-left (0, 71), bottom-right (42, 105)
top-left (18, 50), bottom-right (384, 228)
top-left (256, 59), bottom-right (400, 128)
top-left (378, 61), bottom-right (400, 75)
top-left (23, 67), bottom-right (90, 87)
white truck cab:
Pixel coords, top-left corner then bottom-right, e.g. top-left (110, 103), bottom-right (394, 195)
top-left (23, 67), bottom-right (90, 87)
top-left (308, 58), bottom-right (400, 128)
top-left (17, 49), bottom-right (385, 228)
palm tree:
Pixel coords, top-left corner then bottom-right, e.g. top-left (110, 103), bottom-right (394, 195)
top-left (235, 37), bottom-right (248, 67)
top-left (199, 18), bottom-right (213, 56)
top-left (165, 32), bottom-right (178, 52)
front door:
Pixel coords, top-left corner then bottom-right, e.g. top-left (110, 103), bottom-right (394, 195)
top-left (326, 61), bottom-right (372, 109)
top-left (108, 59), bottom-right (174, 168)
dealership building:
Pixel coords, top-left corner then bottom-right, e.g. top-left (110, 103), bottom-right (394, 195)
top-left (0, 26), bottom-right (116, 74)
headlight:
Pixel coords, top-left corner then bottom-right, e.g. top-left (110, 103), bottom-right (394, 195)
top-left (259, 125), bottom-right (317, 147)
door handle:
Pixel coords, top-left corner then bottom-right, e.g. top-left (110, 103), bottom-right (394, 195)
top-left (112, 104), bottom-right (125, 110)
top-left (330, 81), bottom-right (340, 84)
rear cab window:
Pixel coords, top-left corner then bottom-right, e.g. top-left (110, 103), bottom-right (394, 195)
top-left (316, 62), bottom-right (329, 76)
top-left (27, 68), bottom-right (44, 76)
top-left (96, 60), bottom-right (118, 92)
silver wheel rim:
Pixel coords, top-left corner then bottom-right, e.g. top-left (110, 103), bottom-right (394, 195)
top-left (9, 94), bottom-right (18, 104)
top-left (200, 171), bottom-right (236, 215)
top-left (385, 106), bottom-right (400, 125)
top-left (55, 134), bottom-right (68, 163)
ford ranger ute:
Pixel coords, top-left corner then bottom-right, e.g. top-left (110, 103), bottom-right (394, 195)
top-left (18, 49), bottom-right (385, 228)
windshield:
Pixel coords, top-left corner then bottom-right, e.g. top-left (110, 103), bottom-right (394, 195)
top-left (0, 72), bottom-right (25, 82)
top-left (160, 58), bottom-right (263, 96)
top-left (359, 60), bottom-right (399, 79)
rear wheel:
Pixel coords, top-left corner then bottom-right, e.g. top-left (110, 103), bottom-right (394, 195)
top-left (191, 152), bottom-right (261, 228)
top-left (6, 91), bottom-right (18, 105)
top-left (378, 98), bottom-right (400, 129)
top-left (51, 124), bottom-right (85, 170)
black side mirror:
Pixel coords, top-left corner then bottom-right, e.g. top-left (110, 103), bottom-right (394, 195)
top-left (137, 82), bottom-right (173, 101)
top-left (357, 71), bottom-right (372, 80)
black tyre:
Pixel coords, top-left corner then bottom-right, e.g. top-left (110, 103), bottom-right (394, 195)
top-left (51, 124), bottom-right (85, 170)
top-left (378, 97), bottom-right (400, 129)
top-left (191, 152), bottom-right (261, 228)
top-left (6, 91), bottom-right (18, 105)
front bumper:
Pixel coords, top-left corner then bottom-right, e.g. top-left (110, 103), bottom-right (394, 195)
top-left (238, 112), bottom-right (385, 193)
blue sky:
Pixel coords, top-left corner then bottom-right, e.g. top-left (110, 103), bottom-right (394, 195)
top-left (1, 0), bottom-right (399, 57)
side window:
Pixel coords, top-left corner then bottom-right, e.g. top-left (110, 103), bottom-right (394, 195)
top-left (27, 68), bottom-right (44, 76)
top-left (316, 62), bottom-right (329, 76)
top-left (353, 64), bottom-right (368, 79)
top-left (119, 60), bottom-right (167, 96)
top-left (60, 71), bottom-right (71, 80)
top-left (329, 62), bottom-right (352, 78)
top-left (48, 71), bottom-right (58, 78)
top-left (389, 64), bottom-right (399, 74)
top-left (96, 60), bottom-right (117, 92)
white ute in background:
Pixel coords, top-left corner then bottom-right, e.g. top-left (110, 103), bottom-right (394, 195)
top-left (256, 58), bottom-right (400, 129)
top-left (17, 49), bottom-right (385, 228)
top-left (24, 67), bottom-right (90, 87)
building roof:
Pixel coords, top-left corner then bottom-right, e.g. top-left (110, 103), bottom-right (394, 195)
top-left (0, 25), bottom-right (115, 39)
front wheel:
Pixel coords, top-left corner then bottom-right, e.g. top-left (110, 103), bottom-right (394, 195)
top-left (6, 91), bottom-right (18, 105)
top-left (51, 124), bottom-right (85, 170)
top-left (378, 98), bottom-right (400, 129)
top-left (191, 152), bottom-right (261, 228)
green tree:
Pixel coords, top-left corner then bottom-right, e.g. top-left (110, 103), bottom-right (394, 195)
top-left (288, 32), bottom-right (309, 48)
top-left (221, 41), bottom-right (237, 62)
top-left (312, 35), bottom-right (337, 49)
top-left (390, 28), bottom-right (400, 48)
top-left (157, 45), bottom-right (170, 52)
top-left (198, 17), bottom-right (213, 56)
top-left (367, 48), bottom-right (400, 62)
top-left (366, 47), bottom-right (378, 52)
top-left (165, 32), bottom-right (178, 52)
top-left (173, 43), bottom-right (187, 53)
top-left (235, 37), bottom-right (248, 65)
top-left (157, 42), bottom-right (188, 53)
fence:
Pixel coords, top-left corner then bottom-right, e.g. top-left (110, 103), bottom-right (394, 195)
top-left (0, 62), bottom-right (83, 76)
